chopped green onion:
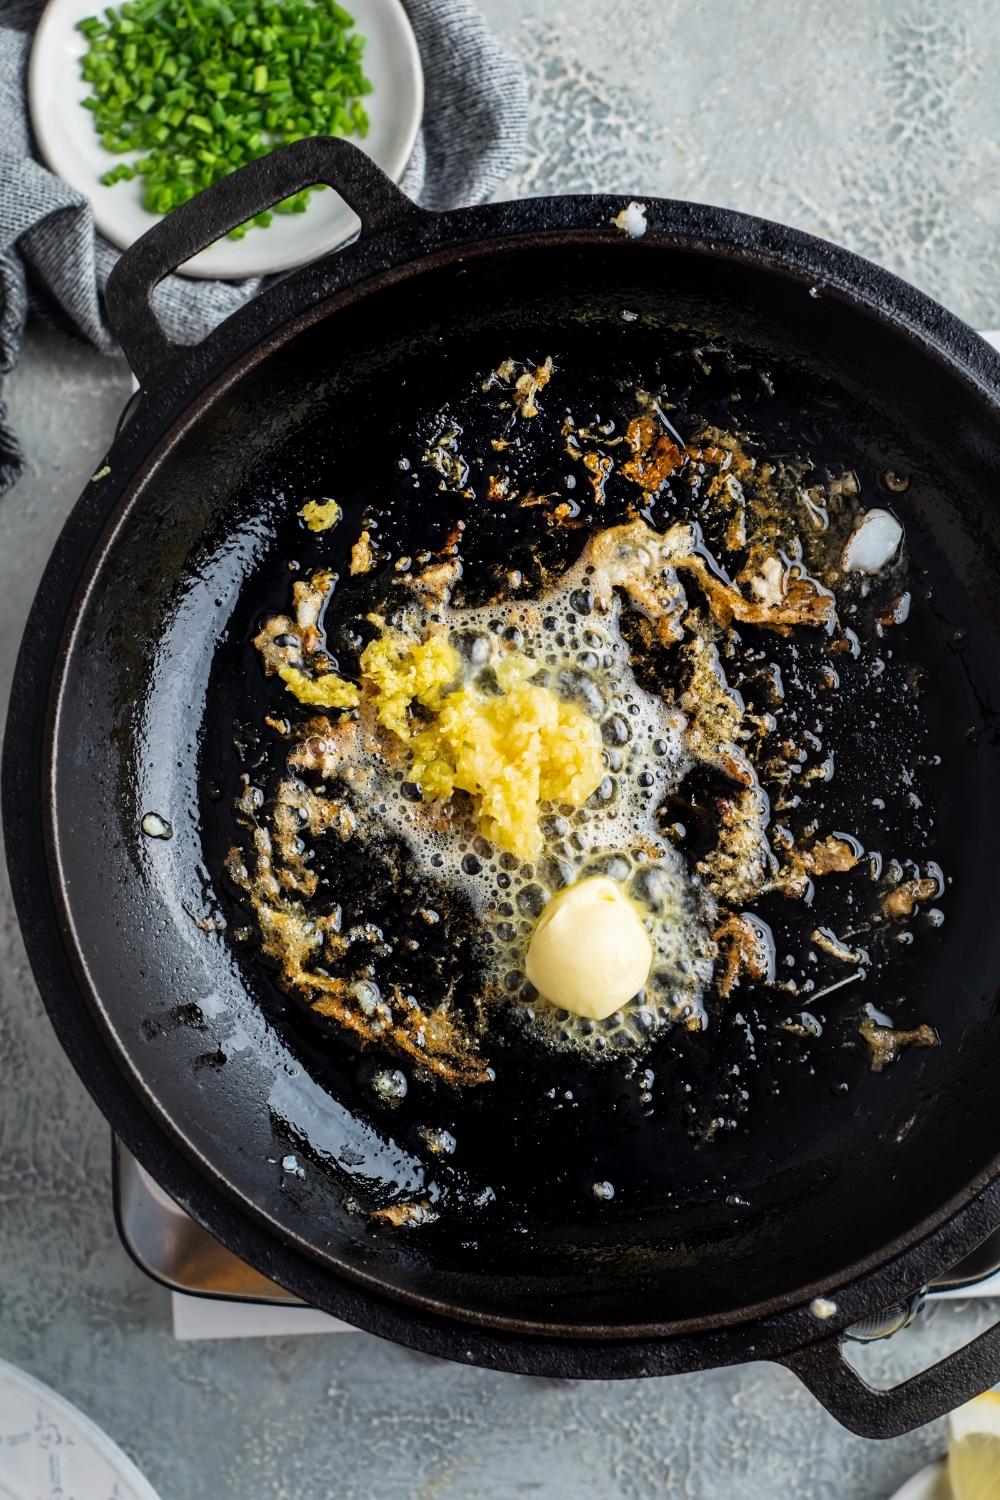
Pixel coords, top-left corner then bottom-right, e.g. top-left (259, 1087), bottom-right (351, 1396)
top-left (76, 0), bottom-right (371, 233)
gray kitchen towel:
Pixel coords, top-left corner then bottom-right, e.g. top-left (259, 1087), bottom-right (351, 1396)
top-left (0, 0), bottom-right (527, 495)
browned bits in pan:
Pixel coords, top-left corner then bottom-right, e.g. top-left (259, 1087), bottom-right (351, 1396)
top-left (620, 414), bottom-right (684, 491)
top-left (883, 877), bottom-right (938, 921)
top-left (859, 1019), bottom-right (939, 1072)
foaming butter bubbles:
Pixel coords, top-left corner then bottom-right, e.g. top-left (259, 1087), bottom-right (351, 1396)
top-left (335, 550), bottom-right (718, 1058)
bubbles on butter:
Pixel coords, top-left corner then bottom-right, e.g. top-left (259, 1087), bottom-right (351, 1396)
top-left (343, 561), bottom-right (718, 1059)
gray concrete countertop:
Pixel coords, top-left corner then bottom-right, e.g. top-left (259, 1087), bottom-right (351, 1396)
top-left (2, 2), bottom-right (999, 1496)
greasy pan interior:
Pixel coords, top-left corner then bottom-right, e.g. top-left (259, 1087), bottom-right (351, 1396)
top-left (46, 237), bottom-right (1000, 1335)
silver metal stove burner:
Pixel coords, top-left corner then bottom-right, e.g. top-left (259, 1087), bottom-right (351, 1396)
top-left (113, 1137), bottom-right (301, 1304)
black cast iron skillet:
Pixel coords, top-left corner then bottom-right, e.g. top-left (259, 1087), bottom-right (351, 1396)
top-left (6, 137), bottom-right (1000, 1438)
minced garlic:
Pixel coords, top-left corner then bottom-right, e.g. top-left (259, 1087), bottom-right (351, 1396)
top-left (299, 498), bottom-right (341, 532)
top-left (278, 664), bottom-right (359, 709)
top-left (358, 629), bottom-right (603, 859)
top-left (350, 530), bottom-right (375, 574)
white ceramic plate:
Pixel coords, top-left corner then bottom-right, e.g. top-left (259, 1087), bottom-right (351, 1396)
top-left (0, 1355), bottom-right (161, 1500)
top-left (28, 0), bottom-right (423, 279)
top-left (888, 1460), bottom-right (949, 1500)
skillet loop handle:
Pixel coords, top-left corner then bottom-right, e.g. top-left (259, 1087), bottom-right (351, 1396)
top-left (782, 1320), bottom-right (1000, 1437)
top-left (104, 136), bottom-right (421, 387)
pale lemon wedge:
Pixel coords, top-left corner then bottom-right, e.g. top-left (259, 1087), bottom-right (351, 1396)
top-left (948, 1391), bottom-right (1000, 1499)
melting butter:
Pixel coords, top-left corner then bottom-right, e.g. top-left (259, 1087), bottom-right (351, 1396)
top-left (526, 877), bottom-right (653, 1019)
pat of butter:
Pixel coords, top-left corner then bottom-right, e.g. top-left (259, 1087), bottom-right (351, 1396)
top-left (525, 877), bottom-right (653, 1020)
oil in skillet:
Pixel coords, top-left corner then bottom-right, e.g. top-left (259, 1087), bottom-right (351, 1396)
top-left (198, 329), bottom-right (959, 1229)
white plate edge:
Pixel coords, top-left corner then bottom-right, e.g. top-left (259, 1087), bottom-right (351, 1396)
top-left (27, 0), bottom-right (424, 279)
top-left (0, 1354), bottom-right (162, 1500)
